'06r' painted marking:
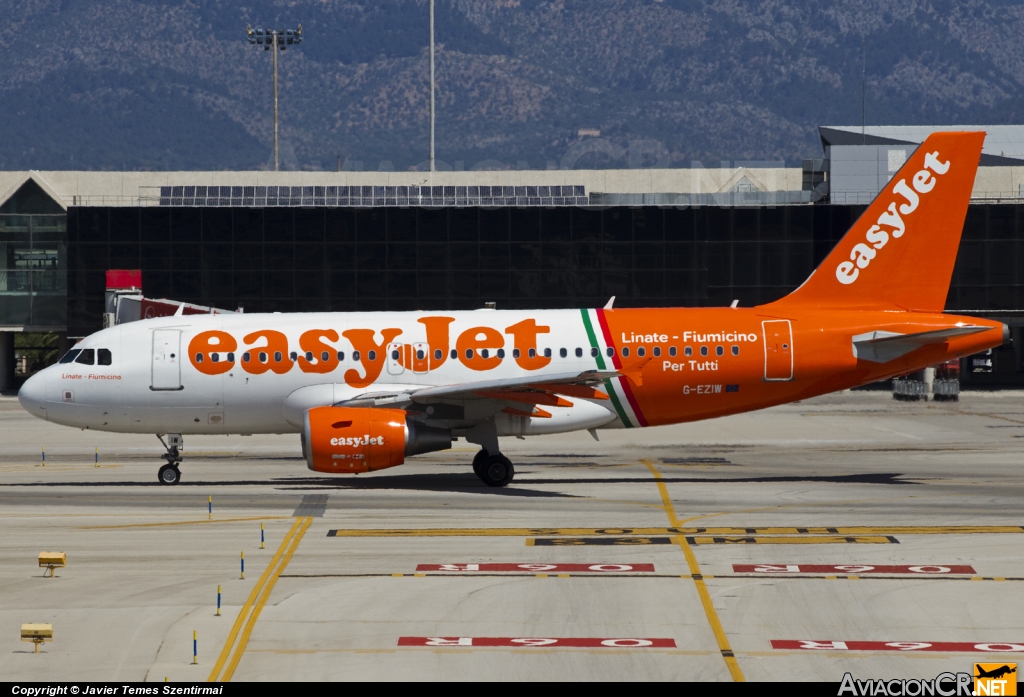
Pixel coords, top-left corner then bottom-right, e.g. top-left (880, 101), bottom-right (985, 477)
top-left (735, 564), bottom-right (976, 574)
top-left (399, 637), bottom-right (676, 648)
top-left (772, 640), bottom-right (1024, 653)
top-left (416, 563), bottom-right (655, 572)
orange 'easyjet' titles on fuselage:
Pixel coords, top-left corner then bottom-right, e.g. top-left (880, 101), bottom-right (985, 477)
top-left (412, 316), bottom-right (454, 370)
top-left (456, 327), bottom-right (504, 371)
top-left (188, 330), bottom-right (237, 375)
top-left (505, 319), bottom-right (551, 370)
top-left (241, 330), bottom-right (293, 374)
top-left (298, 329), bottom-right (340, 374)
top-left (342, 328), bottom-right (402, 388)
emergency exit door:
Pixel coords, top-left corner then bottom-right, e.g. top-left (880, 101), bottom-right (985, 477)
top-left (762, 320), bottom-right (794, 381)
top-left (152, 329), bottom-right (183, 390)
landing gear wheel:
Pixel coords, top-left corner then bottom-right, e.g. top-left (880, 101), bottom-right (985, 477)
top-left (472, 449), bottom-right (489, 477)
top-left (158, 464), bottom-right (181, 485)
top-left (477, 454), bottom-right (514, 488)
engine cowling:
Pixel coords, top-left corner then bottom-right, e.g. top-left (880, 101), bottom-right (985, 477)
top-left (302, 406), bottom-right (451, 473)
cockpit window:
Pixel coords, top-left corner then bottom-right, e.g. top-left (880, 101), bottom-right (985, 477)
top-left (75, 349), bottom-right (95, 365)
top-left (98, 349), bottom-right (112, 366)
top-left (59, 349), bottom-right (82, 364)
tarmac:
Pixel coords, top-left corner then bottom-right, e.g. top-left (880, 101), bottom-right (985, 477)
top-left (1, 389), bottom-right (1023, 682)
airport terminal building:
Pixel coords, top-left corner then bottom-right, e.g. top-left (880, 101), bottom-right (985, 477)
top-left (2, 125), bottom-right (1024, 389)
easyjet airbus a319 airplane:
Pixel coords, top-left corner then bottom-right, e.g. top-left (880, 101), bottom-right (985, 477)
top-left (18, 132), bottom-right (1008, 486)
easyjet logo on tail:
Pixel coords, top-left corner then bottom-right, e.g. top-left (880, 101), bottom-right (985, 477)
top-left (835, 151), bottom-right (951, 285)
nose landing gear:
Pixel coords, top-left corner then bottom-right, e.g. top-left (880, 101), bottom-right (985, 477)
top-left (157, 434), bottom-right (183, 485)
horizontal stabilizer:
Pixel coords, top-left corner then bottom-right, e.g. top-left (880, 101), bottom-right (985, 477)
top-left (852, 326), bottom-right (989, 363)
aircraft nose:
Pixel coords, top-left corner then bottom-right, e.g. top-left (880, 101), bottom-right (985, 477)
top-left (18, 372), bottom-right (48, 421)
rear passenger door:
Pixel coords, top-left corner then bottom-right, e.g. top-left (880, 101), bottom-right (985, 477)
top-left (762, 320), bottom-right (794, 381)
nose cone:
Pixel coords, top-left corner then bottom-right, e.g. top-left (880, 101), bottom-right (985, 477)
top-left (18, 372), bottom-right (48, 421)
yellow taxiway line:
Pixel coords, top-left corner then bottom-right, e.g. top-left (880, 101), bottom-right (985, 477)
top-left (643, 461), bottom-right (745, 683)
top-left (207, 517), bottom-right (311, 682)
top-left (81, 515), bottom-right (288, 530)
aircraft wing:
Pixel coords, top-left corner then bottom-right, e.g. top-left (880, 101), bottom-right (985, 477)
top-left (408, 370), bottom-right (619, 403)
top-left (852, 325), bottom-right (989, 363)
top-left (334, 370), bottom-right (619, 417)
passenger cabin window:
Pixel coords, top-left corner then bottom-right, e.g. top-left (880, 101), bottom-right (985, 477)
top-left (98, 349), bottom-right (112, 365)
top-left (274, 351), bottom-right (283, 362)
top-left (434, 349), bottom-right (442, 360)
top-left (621, 347), bottom-right (630, 357)
top-left (75, 349), bottom-right (95, 365)
top-left (306, 351), bottom-right (315, 362)
top-left (368, 351), bottom-right (376, 361)
top-left (732, 345), bottom-right (740, 356)
top-left (653, 347), bottom-right (661, 357)
top-left (700, 346), bottom-right (708, 356)
top-left (242, 352), bottom-right (251, 363)
top-left (227, 352), bottom-right (235, 362)
top-left (417, 350), bottom-right (425, 360)
top-left (59, 349), bottom-right (82, 364)
top-left (260, 352), bottom-right (269, 363)
top-left (559, 348), bottom-right (567, 358)
top-left (528, 348), bottom-right (536, 358)
top-left (497, 348), bottom-right (505, 359)
top-left (716, 346), bottom-right (724, 356)
top-left (637, 347), bottom-right (646, 357)
top-left (352, 351), bottom-right (360, 362)
top-left (591, 347), bottom-right (598, 358)
top-left (465, 349), bottom-right (474, 359)
top-left (684, 346), bottom-right (692, 356)
top-left (606, 347), bottom-right (614, 357)
top-left (669, 346), bottom-right (677, 357)
top-left (576, 347), bottom-right (583, 358)
top-left (337, 351), bottom-right (345, 361)
top-left (480, 349), bottom-right (489, 359)
top-left (513, 348), bottom-right (521, 359)
top-left (543, 348), bottom-right (552, 358)
top-left (391, 350), bottom-right (400, 360)
top-left (322, 351), bottom-right (330, 362)
top-left (450, 349), bottom-right (457, 359)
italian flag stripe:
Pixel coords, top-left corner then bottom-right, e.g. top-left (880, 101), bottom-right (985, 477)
top-left (579, 308), bottom-right (640, 429)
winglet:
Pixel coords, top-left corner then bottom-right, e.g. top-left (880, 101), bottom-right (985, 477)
top-left (604, 296), bottom-right (615, 310)
top-left (618, 357), bottom-right (651, 387)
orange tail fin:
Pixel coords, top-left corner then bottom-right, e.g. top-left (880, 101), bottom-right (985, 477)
top-left (770, 131), bottom-right (985, 312)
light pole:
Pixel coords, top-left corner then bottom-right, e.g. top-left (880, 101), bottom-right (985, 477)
top-left (429, 0), bottom-right (435, 172)
top-left (246, 24), bottom-right (303, 171)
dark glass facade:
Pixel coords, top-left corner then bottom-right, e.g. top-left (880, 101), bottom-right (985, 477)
top-left (66, 204), bottom-right (1024, 338)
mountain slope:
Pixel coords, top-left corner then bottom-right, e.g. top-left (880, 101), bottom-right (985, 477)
top-left (0, 0), bottom-right (1021, 171)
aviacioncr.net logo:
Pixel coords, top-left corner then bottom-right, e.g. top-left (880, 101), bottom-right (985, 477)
top-left (838, 672), bottom-right (972, 696)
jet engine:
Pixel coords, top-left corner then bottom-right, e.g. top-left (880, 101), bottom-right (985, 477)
top-left (302, 406), bottom-right (451, 473)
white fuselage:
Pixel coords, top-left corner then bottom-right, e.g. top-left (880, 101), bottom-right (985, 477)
top-left (18, 310), bottom-right (621, 436)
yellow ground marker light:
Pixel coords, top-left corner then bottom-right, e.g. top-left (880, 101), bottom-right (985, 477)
top-left (208, 496), bottom-right (212, 520)
top-left (261, 523), bottom-right (265, 549)
top-left (38, 552), bottom-right (66, 578)
top-left (192, 630), bottom-right (198, 665)
top-left (216, 585), bottom-right (221, 616)
top-left (22, 624), bottom-right (52, 653)
top-left (240, 552), bottom-right (245, 579)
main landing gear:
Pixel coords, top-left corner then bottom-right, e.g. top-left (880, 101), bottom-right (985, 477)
top-left (157, 434), bottom-right (183, 485)
top-left (473, 449), bottom-right (514, 488)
